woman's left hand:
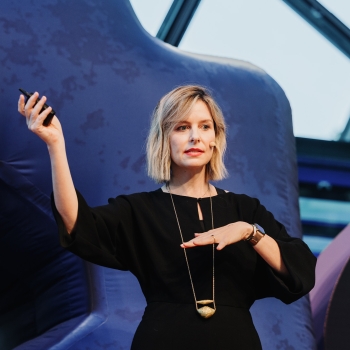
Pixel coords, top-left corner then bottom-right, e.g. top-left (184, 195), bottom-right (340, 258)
top-left (181, 221), bottom-right (253, 250)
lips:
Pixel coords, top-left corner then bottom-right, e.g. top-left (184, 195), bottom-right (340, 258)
top-left (184, 148), bottom-right (204, 156)
top-left (185, 148), bottom-right (204, 153)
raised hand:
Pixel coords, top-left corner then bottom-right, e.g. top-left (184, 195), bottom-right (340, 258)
top-left (18, 92), bottom-right (63, 145)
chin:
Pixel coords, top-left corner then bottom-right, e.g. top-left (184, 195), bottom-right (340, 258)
top-left (171, 156), bottom-right (211, 172)
top-left (181, 160), bottom-right (209, 169)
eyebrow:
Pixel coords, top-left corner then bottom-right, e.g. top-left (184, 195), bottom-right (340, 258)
top-left (177, 119), bottom-right (214, 124)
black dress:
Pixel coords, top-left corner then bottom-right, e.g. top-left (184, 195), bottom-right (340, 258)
top-left (52, 188), bottom-right (316, 350)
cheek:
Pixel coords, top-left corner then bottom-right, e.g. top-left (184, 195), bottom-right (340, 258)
top-left (169, 140), bottom-right (179, 162)
top-left (170, 135), bottom-right (184, 154)
top-left (208, 130), bottom-right (216, 141)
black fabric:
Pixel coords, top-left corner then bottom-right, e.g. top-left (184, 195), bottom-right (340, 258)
top-left (52, 188), bottom-right (316, 350)
top-left (199, 219), bottom-right (205, 232)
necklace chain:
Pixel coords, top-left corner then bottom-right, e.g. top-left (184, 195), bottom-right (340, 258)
top-left (167, 182), bottom-right (216, 318)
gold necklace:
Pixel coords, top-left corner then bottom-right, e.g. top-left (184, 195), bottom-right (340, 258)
top-left (167, 183), bottom-right (216, 319)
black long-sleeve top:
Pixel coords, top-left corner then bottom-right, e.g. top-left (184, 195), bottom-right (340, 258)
top-left (52, 188), bottom-right (316, 350)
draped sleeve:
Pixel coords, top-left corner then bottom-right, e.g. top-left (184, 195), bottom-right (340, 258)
top-left (236, 194), bottom-right (316, 304)
top-left (51, 190), bottom-right (134, 271)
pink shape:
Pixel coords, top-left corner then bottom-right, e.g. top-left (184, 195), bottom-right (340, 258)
top-left (310, 224), bottom-right (350, 347)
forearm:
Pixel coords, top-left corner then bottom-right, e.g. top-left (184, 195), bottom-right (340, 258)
top-left (252, 234), bottom-right (288, 275)
top-left (48, 139), bottom-right (78, 233)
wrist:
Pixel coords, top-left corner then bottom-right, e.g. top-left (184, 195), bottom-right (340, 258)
top-left (242, 223), bottom-right (254, 240)
top-left (47, 139), bottom-right (66, 159)
top-left (244, 223), bottom-right (266, 246)
top-left (47, 137), bottom-right (65, 154)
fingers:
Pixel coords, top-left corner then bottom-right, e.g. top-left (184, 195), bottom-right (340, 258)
top-left (29, 104), bottom-right (53, 131)
top-left (181, 233), bottom-right (217, 248)
top-left (183, 225), bottom-right (235, 249)
top-left (181, 236), bottom-right (227, 250)
top-left (216, 239), bottom-right (227, 250)
top-left (18, 95), bottom-right (26, 116)
top-left (19, 91), bottom-right (39, 122)
top-left (24, 92), bottom-right (39, 115)
top-left (30, 95), bottom-right (46, 119)
top-left (25, 94), bottom-right (52, 130)
top-left (182, 223), bottom-right (249, 250)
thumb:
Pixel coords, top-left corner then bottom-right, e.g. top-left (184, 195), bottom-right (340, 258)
top-left (216, 240), bottom-right (227, 250)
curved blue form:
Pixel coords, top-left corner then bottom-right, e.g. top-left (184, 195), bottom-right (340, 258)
top-left (0, 0), bottom-right (315, 349)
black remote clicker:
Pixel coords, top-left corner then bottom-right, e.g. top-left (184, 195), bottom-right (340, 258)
top-left (19, 88), bottom-right (56, 126)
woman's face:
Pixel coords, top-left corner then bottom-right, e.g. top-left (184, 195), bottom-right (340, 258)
top-left (169, 100), bottom-right (216, 174)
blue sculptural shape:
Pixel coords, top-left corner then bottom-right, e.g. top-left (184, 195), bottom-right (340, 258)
top-left (0, 0), bottom-right (315, 349)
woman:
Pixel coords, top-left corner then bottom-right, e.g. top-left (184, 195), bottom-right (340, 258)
top-left (18, 85), bottom-right (316, 349)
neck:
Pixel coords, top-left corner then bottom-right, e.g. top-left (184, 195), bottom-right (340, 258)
top-left (166, 167), bottom-right (212, 198)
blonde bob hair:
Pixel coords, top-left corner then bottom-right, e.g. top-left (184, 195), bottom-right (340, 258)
top-left (146, 85), bottom-right (227, 183)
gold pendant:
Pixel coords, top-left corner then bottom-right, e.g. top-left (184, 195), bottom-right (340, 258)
top-left (196, 300), bottom-right (216, 318)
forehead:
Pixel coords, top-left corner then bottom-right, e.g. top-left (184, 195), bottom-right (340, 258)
top-left (180, 100), bottom-right (213, 122)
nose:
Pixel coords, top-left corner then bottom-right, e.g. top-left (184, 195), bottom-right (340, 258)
top-left (189, 127), bottom-right (200, 143)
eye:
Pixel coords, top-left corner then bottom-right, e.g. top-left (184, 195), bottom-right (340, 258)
top-left (176, 125), bottom-right (188, 131)
top-left (201, 124), bottom-right (211, 130)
